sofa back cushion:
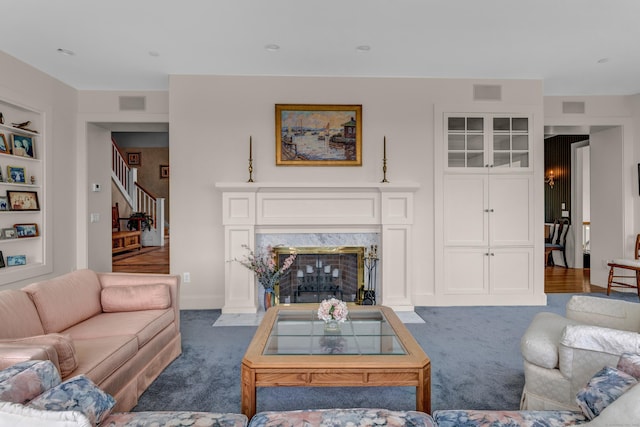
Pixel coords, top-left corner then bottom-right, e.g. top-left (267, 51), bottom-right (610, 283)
top-left (101, 284), bottom-right (171, 312)
top-left (23, 270), bottom-right (102, 333)
top-left (0, 290), bottom-right (45, 339)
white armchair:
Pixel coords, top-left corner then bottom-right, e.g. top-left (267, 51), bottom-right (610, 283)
top-left (520, 295), bottom-right (640, 410)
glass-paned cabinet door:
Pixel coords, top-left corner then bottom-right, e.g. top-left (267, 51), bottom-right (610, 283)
top-left (446, 116), bottom-right (485, 169)
top-left (492, 117), bottom-right (530, 169)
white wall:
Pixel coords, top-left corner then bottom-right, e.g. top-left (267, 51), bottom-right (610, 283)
top-left (0, 51), bottom-right (78, 289)
top-left (169, 75), bottom-right (543, 309)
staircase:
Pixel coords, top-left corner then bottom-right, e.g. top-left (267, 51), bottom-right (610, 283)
top-left (111, 139), bottom-right (165, 247)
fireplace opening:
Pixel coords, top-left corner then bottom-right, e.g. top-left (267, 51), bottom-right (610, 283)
top-left (274, 246), bottom-right (364, 304)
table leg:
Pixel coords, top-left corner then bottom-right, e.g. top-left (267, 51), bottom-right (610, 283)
top-left (240, 364), bottom-right (256, 418)
top-left (415, 365), bottom-right (431, 414)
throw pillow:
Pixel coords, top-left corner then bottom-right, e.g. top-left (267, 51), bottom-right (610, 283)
top-left (617, 352), bottom-right (640, 380)
top-left (0, 401), bottom-right (92, 427)
top-left (0, 360), bottom-right (61, 404)
top-left (0, 334), bottom-right (78, 377)
top-left (575, 366), bottom-right (637, 420)
top-left (101, 283), bottom-right (170, 312)
top-left (28, 375), bottom-right (115, 425)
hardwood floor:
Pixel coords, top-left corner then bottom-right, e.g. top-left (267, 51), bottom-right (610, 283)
top-left (112, 241), bottom-right (605, 294)
top-left (112, 237), bottom-right (170, 274)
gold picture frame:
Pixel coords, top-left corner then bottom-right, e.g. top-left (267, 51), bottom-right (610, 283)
top-left (275, 104), bottom-right (362, 166)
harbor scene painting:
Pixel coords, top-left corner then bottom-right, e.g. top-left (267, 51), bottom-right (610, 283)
top-left (275, 104), bottom-right (362, 166)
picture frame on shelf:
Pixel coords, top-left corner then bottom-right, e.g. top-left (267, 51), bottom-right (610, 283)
top-left (0, 134), bottom-right (9, 154)
top-left (275, 104), bottom-right (363, 166)
top-left (127, 152), bottom-right (141, 166)
top-left (10, 134), bottom-right (35, 158)
top-left (0, 196), bottom-right (8, 211)
top-left (6, 254), bottom-right (26, 267)
top-left (14, 223), bottom-right (38, 238)
top-left (0, 228), bottom-right (16, 239)
top-left (160, 165), bottom-right (169, 178)
top-left (7, 166), bottom-right (26, 183)
top-left (7, 190), bottom-right (39, 211)
top-left (0, 251), bottom-right (4, 268)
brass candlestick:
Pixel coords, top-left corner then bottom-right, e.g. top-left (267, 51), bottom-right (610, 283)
top-left (381, 136), bottom-right (389, 183)
top-left (247, 136), bottom-right (254, 183)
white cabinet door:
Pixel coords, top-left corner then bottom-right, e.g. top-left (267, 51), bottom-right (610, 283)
top-left (489, 247), bottom-right (534, 294)
top-left (443, 247), bottom-right (489, 294)
top-left (489, 175), bottom-right (534, 246)
top-left (443, 175), bottom-right (488, 247)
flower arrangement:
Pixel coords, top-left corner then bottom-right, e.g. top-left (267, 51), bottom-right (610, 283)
top-left (317, 297), bottom-right (349, 323)
top-left (235, 244), bottom-right (297, 293)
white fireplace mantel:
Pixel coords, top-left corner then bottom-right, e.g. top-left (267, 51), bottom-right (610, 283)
top-left (216, 182), bottom-right (419, 313)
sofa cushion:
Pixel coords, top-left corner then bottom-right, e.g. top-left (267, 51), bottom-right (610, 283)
top-left (29, 375), bottom-right (116, 425)
top-left (101, 284), bottom-right (171, 312)
top-left (70, 335), bottom-right (138, 385)
top-left (102, 411), bottom-right (249, 427)
top-left (617, 352), bottom-right (640, 379)
top-left (432, 409), bottom-right (587, 426)
top-left (0, 360), bottom-right (61, 404)
top-left (520, 312), bottom-right (582, 369)
top-left (575, 366), bottom-right (637, 420)
top-left (248, 409), bottom-right (436, 427)
top-left (0, 290), bottom-right (45, 338)
top-left (23, 269), bottom-right (103, 333)
top-left (0, 334), bottom-right (78, 377)
top-left (0, 401), bottom-right (92, 427)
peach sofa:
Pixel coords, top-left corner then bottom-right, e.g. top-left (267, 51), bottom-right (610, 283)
top-left (0, 269), bottom-right (182, 412)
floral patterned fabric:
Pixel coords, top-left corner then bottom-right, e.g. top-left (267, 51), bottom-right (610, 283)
top-left (28, 374), bottom-right (116, 425)
top-left (248, 408), bottom-right (436, 427)
top-left (103, 411), bottom-right (249, 427)
top-left (0, 360), bottom-right (61, 404)
top-left (617, 352), bottom-right (640, 380)
top-left (575, 366), bottom-right (637, 420)
top-left (432, 410), bottom-right (588, 427)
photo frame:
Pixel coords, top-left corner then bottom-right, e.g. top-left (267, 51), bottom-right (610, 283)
top-left (0, 134), bottom-right (9, 154)
top-left (7, 166), bottom-right (26, 183)
top-left (14, 223), bottom-right (38, 238)
top-left (10, 134), bottom-right (35, 158)
top-left (0, 228), bottom-right (16, 239)
top-left (275, 104), bottom-right (362, 166)
top-left (160, 165), bottom-right (169, 179)
top-left (0, 251), bottom-right (4, 268)
top-left (127, 152), bottom-right (141, 166)
top-left (7, 190), bottom-right (39, 211)
top-left (7, 254), bottom-right (26, 267)
top-left (0, 196), bottom-right (8, 211)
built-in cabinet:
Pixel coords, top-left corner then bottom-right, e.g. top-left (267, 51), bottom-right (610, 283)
top-left (438, 113), bottom-right (536, 304)
top-left (0, 98), bottom-right (49, 285)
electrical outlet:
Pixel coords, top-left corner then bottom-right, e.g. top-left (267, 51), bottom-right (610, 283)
top-left (183, 272), bottom-right (191, 283)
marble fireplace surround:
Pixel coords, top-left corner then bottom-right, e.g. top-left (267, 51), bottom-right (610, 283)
top-left (217, 182), bottom-right (419, 314)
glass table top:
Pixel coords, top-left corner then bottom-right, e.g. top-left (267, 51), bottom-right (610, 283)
top-left (263, 309), bottom-right (407, 356)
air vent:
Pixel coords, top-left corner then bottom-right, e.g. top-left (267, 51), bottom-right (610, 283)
top-left (562, 101), bottom-right (585, 114)
top-left (473, 85), bottom-right (502, 101)
top-left (119, 96), bottom-right (146, 111)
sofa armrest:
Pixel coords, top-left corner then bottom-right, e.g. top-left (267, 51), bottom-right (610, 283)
top-left (565, 295), bottom-right (640, 332)
top-left (96, 272), bottom-right (181, 331)
top-left (0, 344), bottom-right (60, 372)
top-left (520, 312), bottom-right (582, 369)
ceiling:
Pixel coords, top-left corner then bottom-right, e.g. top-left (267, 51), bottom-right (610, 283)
top-left (2, 0), bottom-right (639, 95)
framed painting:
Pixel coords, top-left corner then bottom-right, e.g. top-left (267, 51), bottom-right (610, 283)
top-left (0, 251), bottom-right (4, 268)
top-left (275, 104), bottom-right (362, 166)
top-left (160, 165), bottom-right (169, 178)
top-left (10, 134), bottom-right (35, 158)
top-left (0, 134), bottom-right (9, 154)
top-left (7, 166), bottom-right (26, 183)
top-left (7, 190), bottom-right (39, 211)
top-left (127, 152), bottom-right (141, 166)
top-left (14, 223), bottom-right (39, 237)
top-left (7, 254), bottom-right (26, 267)
top-left (0, 228), bottom-right (16, 239)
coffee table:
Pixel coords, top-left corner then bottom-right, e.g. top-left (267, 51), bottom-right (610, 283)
top-left (240, 304), bottom-right (430, 417)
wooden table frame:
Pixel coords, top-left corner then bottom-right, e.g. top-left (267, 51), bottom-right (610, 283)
top-left (240, 304), bottom-right (431, 417)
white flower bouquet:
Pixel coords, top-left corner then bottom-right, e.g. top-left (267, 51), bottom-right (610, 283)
top-left (317, 297), bottom-right (349, 323)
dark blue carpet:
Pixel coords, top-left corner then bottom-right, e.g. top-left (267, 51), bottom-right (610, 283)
top-left (134, 292), bottom-right (638, 414)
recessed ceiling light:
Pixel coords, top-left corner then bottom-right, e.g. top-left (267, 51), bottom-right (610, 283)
top-left (265, 44), bottom-right (280, 52)
top-left (356, 45), bottom-right (371, 52)
top-left (597, 57), bottom-right (609, 64)
top-left (148, 51), bottom-right (160, 57)
top-left (57, 48), bottom-right (75, 56)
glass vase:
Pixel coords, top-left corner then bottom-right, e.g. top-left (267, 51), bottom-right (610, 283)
top-left (324, 319), bottom-right (340, 333)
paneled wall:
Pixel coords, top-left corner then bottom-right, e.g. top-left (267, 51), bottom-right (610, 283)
top-left (544, 135), bottom-right (588, 222)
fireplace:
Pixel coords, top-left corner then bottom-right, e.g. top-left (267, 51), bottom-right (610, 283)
top-left (274, 246), bottom-right (364, 304)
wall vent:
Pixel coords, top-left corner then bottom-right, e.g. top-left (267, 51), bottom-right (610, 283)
top-left (562, 101), bottom-right (585, 114)
top-left (473, 84), bottom-right (502, 101)
top-left (119, 96), bottom-right (146, 111)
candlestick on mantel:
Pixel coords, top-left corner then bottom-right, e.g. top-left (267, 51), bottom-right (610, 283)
top-left (381, 136), bottom-right (389, 183)
top-left (247, 136), bottom-right (254, 183)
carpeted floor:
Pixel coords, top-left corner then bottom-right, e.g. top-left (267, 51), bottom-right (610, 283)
top-left (133, 292), bottom-right (638, 414)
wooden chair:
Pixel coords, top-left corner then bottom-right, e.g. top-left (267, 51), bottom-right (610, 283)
top-left (606, 234), bottom-right (640, 299)
top-left (544, 217), bottom-right (570, 268)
